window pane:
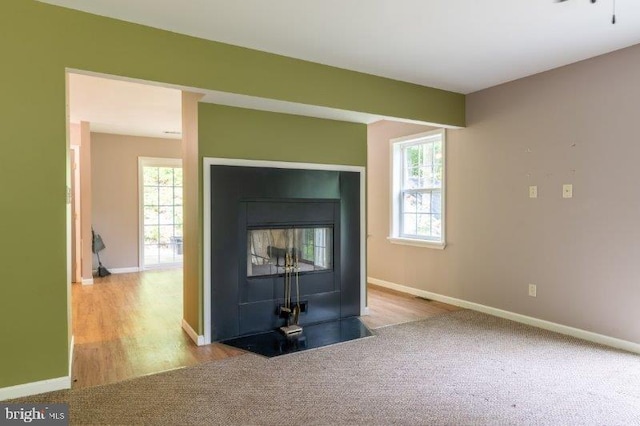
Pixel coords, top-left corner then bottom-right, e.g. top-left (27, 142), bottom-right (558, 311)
top-left (159, 225), bottom-right (174, 244)
top-left (403, 142), bottom-right (442, 190)
top-left (433, 167), bottom-right (442, 187)
top-left (417, 214), bottom-right (432, 236)
top-left (144, 206), bottom-right (158, 225)
top-left (404, 166), bottom-right (421, 189)
top-left (433, 141), bottom-right (443, 186)
top-left (174, 187), bottom-right (183, 205)
top-left (173, 168), bottom-right (183, 186)
top-left (143, 168), bottom-right (159, 186)
top-left (417, 193), bottom-right (431, 213)
top-left (420, 166), bottom-right (436, 188)
top-left (405, 145), bottom-right (420, 168)
top-left (403, 193), bottom-right (417, 214)
top-left (158, 167), bottom-right (173, 186)
top-left (159, 206), bottom-right (173, 225)
top-left (174, 206), bottom-right (183, 225)
top-left (434, 141), bottom-right (443, 163)
top-left (144, 226), bottom-right (159, 244)
top-left (144, 186), bottom-right (158, 206)
top-left (422, 142), bottom-right (434, 166)
top-left (159, 187), bottom-right (174, 206)
top-left (402, 214), bottom-right (417, 235)
top-left (432, 191), bottom-right (442, 214)
top-left (432, 214), bottom-right (442, 237)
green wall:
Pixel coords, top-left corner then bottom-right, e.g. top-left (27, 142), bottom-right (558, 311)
top-left (0, 0), bottom-right (463, 389)
top-left (199, 104), bottom-right (367, 165)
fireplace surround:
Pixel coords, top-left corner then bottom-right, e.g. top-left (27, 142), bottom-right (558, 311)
top-left (207, 163), bottom-right (362, 342)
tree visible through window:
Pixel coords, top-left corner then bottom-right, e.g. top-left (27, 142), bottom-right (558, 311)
top-left (390, 129), bottom-right (446, 247)
top-left (142, 163), bottom-right (183, 267)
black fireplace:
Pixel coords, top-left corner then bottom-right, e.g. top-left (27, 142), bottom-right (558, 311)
top-left (209, 166), bottom-right (362, 342)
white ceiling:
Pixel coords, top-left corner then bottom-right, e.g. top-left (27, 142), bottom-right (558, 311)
top-left (68, 73), bottom-right (182, 139)
top-left (42, 0), bottom-right (640, 94)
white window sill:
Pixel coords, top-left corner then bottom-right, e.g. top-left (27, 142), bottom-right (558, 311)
top-left (387, 237), bottom-right (446, 250)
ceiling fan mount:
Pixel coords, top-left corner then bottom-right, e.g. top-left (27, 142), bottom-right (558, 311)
top-left (556, 0), bottom-right (617, 24)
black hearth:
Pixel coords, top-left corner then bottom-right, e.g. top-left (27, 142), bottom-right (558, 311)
top-left (221, 317), bottom-right (372, 358)
top-left (209, 165), bottom-right (362, 346)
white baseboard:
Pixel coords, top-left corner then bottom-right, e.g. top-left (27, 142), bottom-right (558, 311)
top-left (0, 376), bottom-right (71, 401)
top-left (182, 319), bottom-right (205, 346)
top-left (362, 306), bottom-right (370, 316)
top-left (108, 267), bottom-right (141, 274)
top-left (368, 277), bottom-right (640, 355)
top-left (68, 335), bottom-right (74, 377)
top-left (81, 278), bottom-right (93, 285)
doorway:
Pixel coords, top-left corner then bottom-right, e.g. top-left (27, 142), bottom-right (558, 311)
top-left (139, 158), bottom-right (183, 269)
top-left (66, 72), bottom-right (196, 388)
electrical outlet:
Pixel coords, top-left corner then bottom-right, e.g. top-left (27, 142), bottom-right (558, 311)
top-left (563, 184), bottom-right (573, 199)
top-left (528, 284), bottom-right (537, 298)
top-left (529, 185), bottom-right (538, 199)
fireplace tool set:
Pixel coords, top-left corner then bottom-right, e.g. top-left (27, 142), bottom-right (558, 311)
top-left (279, 252), bottom-right (303, 336)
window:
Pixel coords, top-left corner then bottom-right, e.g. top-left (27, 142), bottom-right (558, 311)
top-left (389, 129), bottom-right (446, 249)
top-left (139, 157), bottom-right (183, 268)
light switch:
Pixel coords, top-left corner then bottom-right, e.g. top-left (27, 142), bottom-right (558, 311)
top-left (563, 184), bottom-right (573, 199)
top-left (529, 186), bottom-right (538, 199)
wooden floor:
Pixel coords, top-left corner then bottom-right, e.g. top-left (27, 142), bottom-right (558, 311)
top-left (360, 284), bottom-right (461, 329)
top-left (71, 269), bottom-right (242, 389)
top-left (72, 271), bottom-right (460, 389)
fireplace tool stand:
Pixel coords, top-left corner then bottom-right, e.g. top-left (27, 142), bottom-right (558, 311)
top-left (279, 252), bottom-right (303, 336)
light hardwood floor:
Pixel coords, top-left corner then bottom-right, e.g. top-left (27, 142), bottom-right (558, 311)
top-left (71, 269), bottom-right (242, 389)
top-left (360, 284), bottom-right (461, 329)
top-left (72, 271), bottom-right (460, 389)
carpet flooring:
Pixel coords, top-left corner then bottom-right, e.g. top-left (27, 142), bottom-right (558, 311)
top-left (15, 310), bottom-right (640, 425)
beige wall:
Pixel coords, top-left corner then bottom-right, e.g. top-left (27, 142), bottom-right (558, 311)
top-left (181, 92), bottom-right (203, 333)
top-left (91, 133), bottom-right (182, 270)
top-left (69, 123), bottom-right (81, 283)
top-left (368, 43), bottom-right (640, 344)
top-left (79, 122), bottom-right (93, 281)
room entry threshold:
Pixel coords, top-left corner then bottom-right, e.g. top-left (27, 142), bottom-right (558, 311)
top-left (220, 317), bottom-right (373, 358)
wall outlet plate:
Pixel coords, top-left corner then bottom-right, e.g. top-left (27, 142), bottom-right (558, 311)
top-left (529, 185), bottom-right (538, 198)
top-left (563, 184), bottom-right (573, 198)
top-left (528, 284), bottom-right (537, 297)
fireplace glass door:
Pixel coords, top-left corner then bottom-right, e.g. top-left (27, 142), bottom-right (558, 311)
top-left (248, 227), bottom-right (333, 277)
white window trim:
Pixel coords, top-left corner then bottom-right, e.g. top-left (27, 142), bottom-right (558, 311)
top-left (138, 156), bottom-right (183, 270)
top-left (389, 129), bottom-right (446, 249)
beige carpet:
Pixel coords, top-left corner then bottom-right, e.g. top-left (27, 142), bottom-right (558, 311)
top-left (15, 310), bottom-right (640, 425)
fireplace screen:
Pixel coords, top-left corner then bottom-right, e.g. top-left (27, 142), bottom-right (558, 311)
top-left (248, 227), bottom-right (333, 277)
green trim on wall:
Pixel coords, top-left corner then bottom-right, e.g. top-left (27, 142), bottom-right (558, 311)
top-left (0, 0), bottom-right (462, 389)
